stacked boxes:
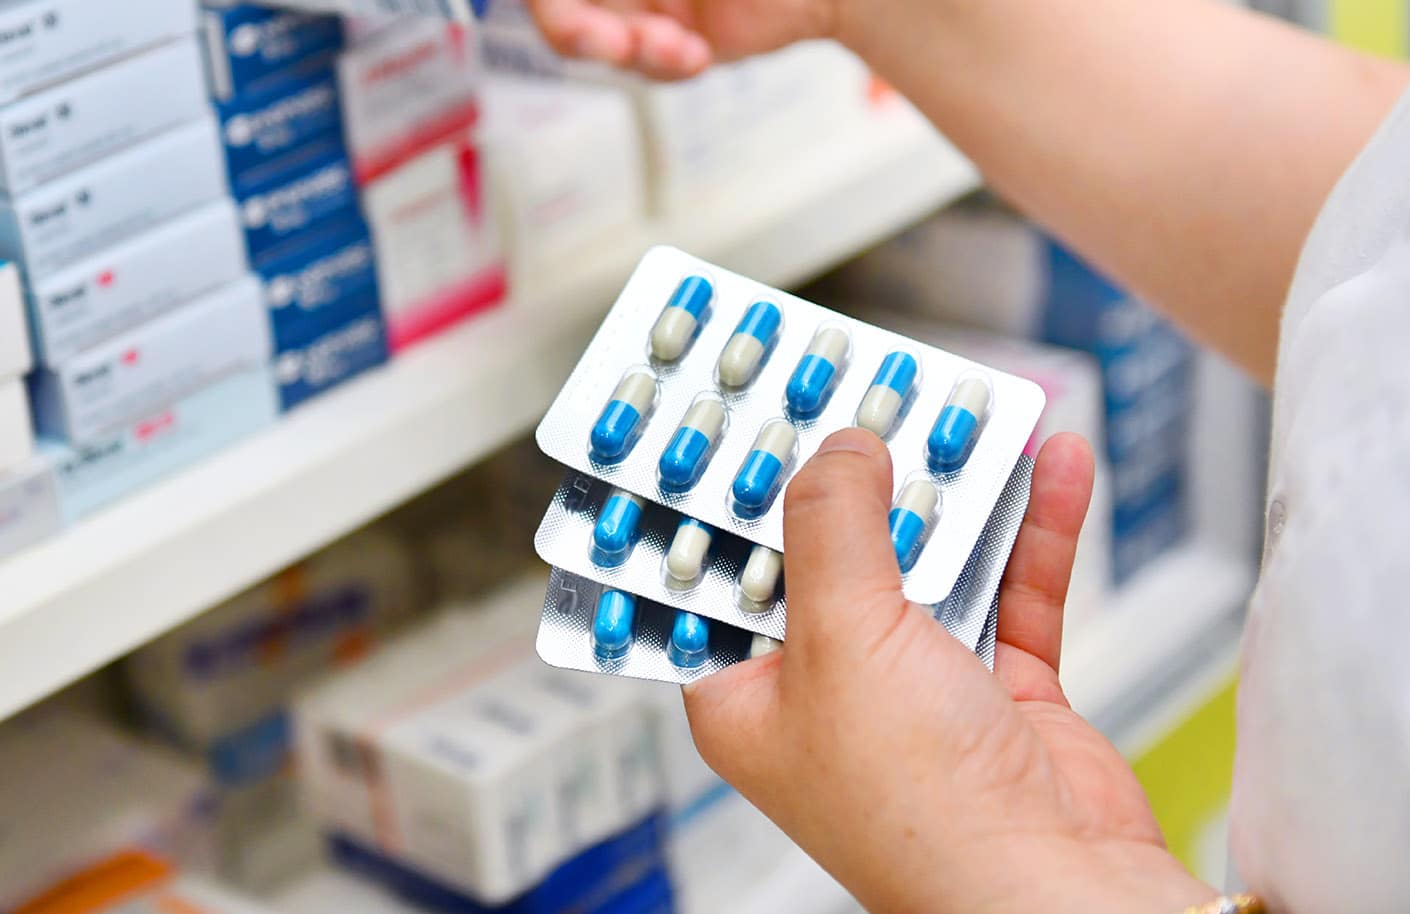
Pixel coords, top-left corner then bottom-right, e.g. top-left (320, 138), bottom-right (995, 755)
top-left (204, 2), bottom-right (390, 411)
top-left (0, 257), bottom-right (57, 560)
top-left (0, 0), bottom-right (277, 527)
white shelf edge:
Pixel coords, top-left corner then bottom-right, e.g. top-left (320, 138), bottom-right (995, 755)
top-left (0, 105), bottom-right (976, 722)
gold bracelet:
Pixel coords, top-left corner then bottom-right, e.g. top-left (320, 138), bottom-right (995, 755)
top-left (1182, 896), bottom-right (1265, 914)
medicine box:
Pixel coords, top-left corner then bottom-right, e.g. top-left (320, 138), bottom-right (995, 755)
top-left (362, 134), bottom-right (504, 351)
top-left (28, 200), bottom-right (248, 367)
top-left (0, 115), bottom-right (229, 278)
top-left (483, 75), bottom-right (645, 277)
top-left (0, 37), bottom-right (210, 195)
top-left (273, 304), bottom-right (388, 411)
top-left (46, 364), bottom-right (278, 522)
top-left (0, 454), bottom-right (58, 561)
top-left (201, 2), bottom-right (345, 102)
top-left (0, 260), bottom-right (29, 378)
top-left (0, 0), bottom-right (197, 104)
top-left (336, 17), bottom-right (481, 185)
top-left (0, 375), bottom-right (31, 471)
top-left (217, 64), bottom-right (345, 193)
top-left (31, 276), bottom-right (270, 445)
top-left (235, 140), bottom-right (360, 262)
top-left (254, 217), bottom-right (379, 349)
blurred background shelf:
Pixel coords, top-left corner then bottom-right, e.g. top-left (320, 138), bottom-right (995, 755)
top-left (0, 104), bottom-right (975, 724)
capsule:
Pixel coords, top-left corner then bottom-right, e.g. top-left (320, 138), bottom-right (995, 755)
top-left (717, 301), bottom-right (782, 387)
top-left (785, 327), bottom-right (849, 417)
top-left (927, 378), bottom-right (993, 472)
top-left (665, 518), bottom-right (714, 585)
top-left (592, 489), bottom-right (646, 567)
top-left (750, 633), bottom-right (782, 659)
top-left (667, 611), bottom-right (710, 669)
top-left (590, 369), bottom-right (657, 461)
top-left (731, 421), bottom-right (797, 516)
top-left (658, 397), bottom-right (727, 491)
top-left (889, 480), bottom-right (939, 572)
top-left (856, 352), bottom-right (919, 438)
top-left (650, 275), bottom-right (713, 361)
top-left (592, 590), bottom-right (637, 660)
top-left (739, 545), bottom-right (782, 606)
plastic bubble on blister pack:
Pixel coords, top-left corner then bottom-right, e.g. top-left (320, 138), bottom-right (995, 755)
top-left (536, 246), bottom-right (1045, 605)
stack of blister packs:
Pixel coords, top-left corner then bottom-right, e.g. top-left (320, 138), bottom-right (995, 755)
top-left (531, 247), bottom-right (1047, 684)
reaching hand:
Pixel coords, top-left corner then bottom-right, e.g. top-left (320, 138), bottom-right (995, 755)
top-left (523, 0), bottom-right (844, 79)
top-left (682, 429), bottom-right (1214, 913)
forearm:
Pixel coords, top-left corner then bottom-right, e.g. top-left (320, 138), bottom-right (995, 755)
top-left (838, 0), bottom-right (1409, 384)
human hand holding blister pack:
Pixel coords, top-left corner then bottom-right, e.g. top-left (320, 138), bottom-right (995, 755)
top-left (530, 246), bottom-right (1049, 683)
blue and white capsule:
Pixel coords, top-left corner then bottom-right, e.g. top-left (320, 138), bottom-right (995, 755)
top-left (592, 590), bottom-right (637, 660)
top-left (717, 301), bottom-right (783, 387)
top-left (667, 611), bottom-right (710, 669)
top-left (590, 368), bottom-right (658, 462)
top-left (665, 518), bottom-right (714, 586)
top-left (592, 489), bottom-right (647, 567)
top-left (785, 326), bottom-right (850, 417)
top-left (731, 420), bottom-right (798, 517)
top-left (927, 377), bottom-right (993, 473)
top-left (856, 351), bottom-right (920, 438)
top-left (658, 395), bottom-right (728, 492)
top-left (888, 479), bottom-right (940, 573)
top-left (650, 275), bottom-right (713, 361)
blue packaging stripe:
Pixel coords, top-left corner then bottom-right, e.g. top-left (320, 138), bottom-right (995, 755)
top-left (235, 140), bottom-right (362, 262)
top-left (217, 67), bottom-right (344, 188)
top-left (257, 218), bottom-right (381, 347)
top-left (275, 307), bottom-right (389, 411)
top-left (326, 812), bottom-right (674, 914)
top-left (205, 4), bottom-right (345, 101)
top-left (872, 351), bottom-right (919, 397)
top-left (665, 276), bottom-right (712, 318)
top-left (735, 301), bottom-right (782, 345)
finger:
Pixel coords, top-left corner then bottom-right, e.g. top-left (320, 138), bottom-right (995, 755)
top-left (681, 651), bottom-right (781, 787)
top-left (627, 13), bottom-right (712, 79)
top-left (528, 0), bottom-right (634, 63)
top-left (995, 432), bottom-right (1095, 675)
top-left (781, 429), bottom-right (904, 662)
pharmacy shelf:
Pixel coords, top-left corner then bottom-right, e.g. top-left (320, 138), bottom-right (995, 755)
top-left (0, 105), bottom-right (976, 723)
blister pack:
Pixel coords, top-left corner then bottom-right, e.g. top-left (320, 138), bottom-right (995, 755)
top-left (536, 247), bottom-right (1045, 604)
top-left (536, 457), bottom-right (1032, 685)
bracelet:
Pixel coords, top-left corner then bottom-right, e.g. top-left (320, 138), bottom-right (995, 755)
top-left (1183, 896), bottom-right (1265, 914)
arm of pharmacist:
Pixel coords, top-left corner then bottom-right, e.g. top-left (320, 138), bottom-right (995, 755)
top-left (527, 0), bottom-right (1410, 386)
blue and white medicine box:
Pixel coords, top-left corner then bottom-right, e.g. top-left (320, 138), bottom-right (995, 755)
top-left (254, 218), bottom-right (380, 349)
top-left (201, 3), bottom-right (345, 102)
top-left (217, 65), bottom-right (345, 193)
top-left (234, 140), bottom-right (360, 262)
top-left (273, 307), bottom-right (388, 412)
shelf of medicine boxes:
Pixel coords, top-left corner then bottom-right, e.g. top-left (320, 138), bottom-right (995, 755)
top-left (0, 102), bottom-right (978, 723)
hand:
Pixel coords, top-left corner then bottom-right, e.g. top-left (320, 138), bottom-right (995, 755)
top-left (523, 0), bottom-right (844, 79)
top-left (682, 429), bottom-right (1214, 913)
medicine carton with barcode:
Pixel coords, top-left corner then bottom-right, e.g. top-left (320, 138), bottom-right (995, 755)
top-left (535, 247), bottom-right (1046, 605)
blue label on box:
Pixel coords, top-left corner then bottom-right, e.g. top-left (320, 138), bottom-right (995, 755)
top-left (274, 306), bottom-right (389, 411)
top-left (256, 218), bottom-right (381, 348)
top-left (204, 3), bottom-right (345, 100)
top-left (235, 142), bottom-right (361, 261)
top-left (218, 66), bottom-right (345, 190)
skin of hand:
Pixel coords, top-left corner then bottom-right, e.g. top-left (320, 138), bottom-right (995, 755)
top-left (526, 0), bottom-right (1410, 385)
top-left (681, 429), bottom-right (1214, 914)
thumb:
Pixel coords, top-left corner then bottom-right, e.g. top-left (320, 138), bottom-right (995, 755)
top-left (681, 651), bottom-right (781, 787)
top-left (781, 428), bottom-right (905, 667)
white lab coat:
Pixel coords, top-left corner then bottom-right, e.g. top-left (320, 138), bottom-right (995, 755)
top-left (1230, 89), bottom-right (1410, 911)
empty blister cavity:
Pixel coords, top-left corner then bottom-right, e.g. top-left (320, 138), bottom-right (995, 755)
top-left (750, 633), bottom-right (782, 659)
top-left (590, 367), bottom-right (659, 463)
top-left (889, 477), bottom-right (941, 573)
top-left (668, 611), bottom-right (710, 669)
top-left (856, 350), bottom-right (920, 439)
top-left (591, 489), bottom-right (646, 567)
top-left (731, 420), bottom-right (798, 518)
top-left (927, 374), bottom-right (993, 473)
top-left (658, 394), bottom-right (728, 492)
top-left (785, 325), bottom-right (850, 418)
top-left (737, 545), bottom-right (783, 611)
top-left (592, 590), bottom-right (637, 661)
top-left (650, 274), bottom-right (713, 362)
top-left (717, 300), bottom-right (783, 388)
top-left (664, 518), bottom-right (714, 588)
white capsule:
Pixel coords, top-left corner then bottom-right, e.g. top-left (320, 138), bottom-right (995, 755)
top-left (651, 308), bottom-right (697, 361)
top-left (666, 519), bottom-right (714, 584)
top-left (807, 327), bottom-right (850, 362)
top-left (949, 377), bottom-right (993, 416)
top-left (718, 335), bottom-right (765, 387)
top-left (739, 545), bottom-right (783, 605)
top-left (857, 387), bottom-right (903, 437)
top-left (749, 633), bottom-right (782, 659)
top-left (895, 479), bottom-right (940, 518)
